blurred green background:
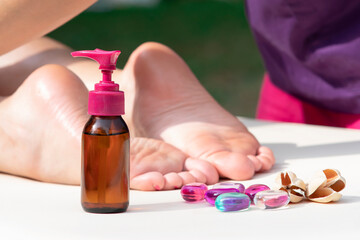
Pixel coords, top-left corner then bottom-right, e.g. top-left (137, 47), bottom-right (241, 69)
top-left (48, 0), bottom-right (265, 117)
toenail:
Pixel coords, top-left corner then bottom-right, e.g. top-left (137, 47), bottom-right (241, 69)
top-left (154, 185), bottom-right (161, 191)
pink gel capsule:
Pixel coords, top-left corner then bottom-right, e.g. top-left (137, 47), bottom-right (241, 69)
top-left (181, 183), bottom-right (208, 202)
top-left (212, 182), bottom-right (245, 193)
top-left (205, 188), bottom-right (240, 205)
top-left (254, 190), bottom-right (290, 209)
top-left (245, 184), bottom-right (270, 202)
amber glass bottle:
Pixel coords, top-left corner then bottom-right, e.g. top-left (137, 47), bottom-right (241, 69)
top-left (81, 116), bottom-right (130, 213)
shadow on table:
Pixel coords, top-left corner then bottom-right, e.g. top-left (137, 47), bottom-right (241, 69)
top-left (240, 117), bottom-right (360, 160)
top-left (249, 140), bottom-right (360, 178)
top-left (263, 141), bottom-right (360, 162)
top-left (128, 201), bottom-right (210, 213)
top-left (339, 195), bottom-right (360, 204)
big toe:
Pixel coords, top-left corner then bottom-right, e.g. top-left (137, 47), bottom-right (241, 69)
top-left (208, 151), bottom-right (256, 180)
top-left (184, 157), bottom-right (219, 185)
top-left (130, 171), bottom-right (166, 191)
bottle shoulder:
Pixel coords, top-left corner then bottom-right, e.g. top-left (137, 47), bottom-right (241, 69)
top-left (83, 116), bottom-right (129, 136)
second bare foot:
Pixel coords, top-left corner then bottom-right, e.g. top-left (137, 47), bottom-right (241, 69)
top-left (122, 42), bottom-right (276, 180)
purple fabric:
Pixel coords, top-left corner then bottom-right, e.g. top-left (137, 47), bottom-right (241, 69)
top-left (245, 0), bottom-right (360, 114)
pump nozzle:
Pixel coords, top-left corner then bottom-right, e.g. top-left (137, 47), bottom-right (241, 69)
top-left (71, 49), bottom-right (121, 71)
top-left (71, 49), bottom-right (124, 116)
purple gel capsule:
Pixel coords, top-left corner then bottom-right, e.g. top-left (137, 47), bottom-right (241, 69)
top-left (212, 182), bottom-right (245, 193)
top-left (254, 190), bottom-right (290, 209)
top-left (181, 183), bottom-right (208, 202)
top-left (215, 193), bottom-right (251, 212)
top-left (245, 184), bottom-right (270, 202)
top-left (205, 188), bottom-right (240, 205)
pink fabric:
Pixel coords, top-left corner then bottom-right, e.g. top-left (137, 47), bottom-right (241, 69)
top-left (256, 74), bottom-right (360, 129)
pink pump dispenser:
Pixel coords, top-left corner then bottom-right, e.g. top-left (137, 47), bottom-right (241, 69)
top-left (71, 49), bottom-right (124, 116)
top-left (72, 49), bottom-right (130, 214)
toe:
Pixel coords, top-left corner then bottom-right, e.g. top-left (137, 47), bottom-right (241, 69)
top-left (130, 171), bottom-right (165, 191)
top-left (178, 172), bottom-right (196, 185)
top-left (163, 172), bottom-right (183, 190)
top-left (256, 146), bottom-right (276, 171)
top-left (247, 155), bottom-right (262, 172)
top-left (184, 157), bottom-right (219, 184)
top-left (188, 169), bottom-right (207, 183)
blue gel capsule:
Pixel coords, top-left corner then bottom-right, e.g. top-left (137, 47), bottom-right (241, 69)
top-left (215, 193), bottom-right (251, 212)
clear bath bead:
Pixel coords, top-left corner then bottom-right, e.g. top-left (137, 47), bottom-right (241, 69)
top-left (245, 184), bottom-right (270, 202)
top-left (215, 193), bottom-right (251, 212)
top-left (181, 183), bottom-right (208, 202)
top-left (254, 190), bottom-right (290, 209)
top-left (205, 188), bottom-right (240, 205)
top-left (212, 182), bottom-right (245, 193)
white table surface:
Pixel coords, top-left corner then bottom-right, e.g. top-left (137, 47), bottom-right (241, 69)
top-left (1, 118), bottom-right (360, 240)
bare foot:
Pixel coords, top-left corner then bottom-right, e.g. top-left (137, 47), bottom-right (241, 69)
top-left (0, 65), bottom-right (88, 184)
top-left (122, 42), bottom-right (275, 180)
top-left (0, 64), bottom-right (218, 189)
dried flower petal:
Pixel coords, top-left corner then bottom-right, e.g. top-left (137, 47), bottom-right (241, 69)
top-left (275, 171), bottom-right (305, 203)
top-left (307, 188), bottom-right (342, 203)
top-left (306, 169), bottom-right (345, 203)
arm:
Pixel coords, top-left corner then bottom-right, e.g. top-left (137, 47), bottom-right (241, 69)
top-left (0, 0), bottom-right (97, 55)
